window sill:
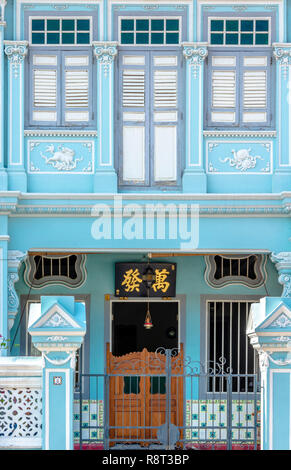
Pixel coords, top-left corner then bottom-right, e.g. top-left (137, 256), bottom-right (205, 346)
top-left (203, 130), bottom-right (276, 138)
top-left (24, 129), bottom-right (98, 137)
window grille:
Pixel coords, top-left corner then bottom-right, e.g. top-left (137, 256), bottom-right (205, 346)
top-left (24, 254), bottom-right (86, 288)
top-left (206, 300), bottom-right (259, 393)
top-left (205, 254), bottom-right (266, 288)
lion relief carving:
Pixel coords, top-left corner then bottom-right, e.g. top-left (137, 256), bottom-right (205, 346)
top-left (40, 144), bottom-right (83, 171)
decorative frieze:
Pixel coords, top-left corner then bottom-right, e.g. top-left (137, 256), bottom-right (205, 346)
top-left (93, 42), bottom-right (118, 77)
top-left (182, 42), bottom-right (208, 78)
top-left (4, 41), bottom-right (28, 79)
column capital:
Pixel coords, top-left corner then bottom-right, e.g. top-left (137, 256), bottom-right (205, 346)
top-left (4, 40), bottom-right (28, 78)
top-left (271, 252), bottom-right (291, 297)
top-left (92, 41), bottom-right (118, 76)
top-left (182, 42), bottom-right (208, 77)
top-left (273, 43), bottom-right (291, 79)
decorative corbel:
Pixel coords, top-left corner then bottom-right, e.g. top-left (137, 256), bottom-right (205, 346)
top-left (270, 252), bottom-right (291, 297)
top-left (8, 250), bottom-right (27, 330)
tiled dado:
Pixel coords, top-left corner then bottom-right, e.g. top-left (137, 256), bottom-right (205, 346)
top-left (73, 399), bottom-right (260, 444)
top-left (73, 400), bottom-right (104, 443)
top-left (186, 400), bottom-right (261, 442)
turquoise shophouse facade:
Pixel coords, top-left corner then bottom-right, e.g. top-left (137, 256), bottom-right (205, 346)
top-left (0, 0), bottom-right (291, 451)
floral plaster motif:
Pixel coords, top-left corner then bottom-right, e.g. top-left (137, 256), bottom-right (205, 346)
top-left (220, 149), bottom-right (263, 172)
top-left (206, 141), bottom-right (272, 174)
top-left (269, 314), bottom-right (291, 328)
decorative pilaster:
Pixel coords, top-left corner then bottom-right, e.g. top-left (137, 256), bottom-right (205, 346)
top-left (182, 43), bottom-right (208, 193)
top-left (248, 297), bottom-right (291, 449)
top-left (92, 42), bottom-right (118, 192)
top-left (28, 296), bottom-right (86, 450)
top-left (271, 252), bottom-right (291, 297)
top-left (0, 230), bottom-right (8, 357)
top-left (0, 21), bottom-right (7, 189)
top-left (4, 41), bottom-right (28, 192)
top-left (7, 250), bottom-right (27, 331)
top-left (272, 44), bottom-right (291, 191)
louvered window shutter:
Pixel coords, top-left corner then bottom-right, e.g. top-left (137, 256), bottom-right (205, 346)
top-left (240, 53), bottom-right (270, 126)
top-left (152, 55), bottom-right (179, 182)
top-left (30, 51), bottom-right (59, 125)
top-left (63, 52), bottom-right (91, 126)
top-left (208, 52), bottom-right (238, 127)
top-left (119, 53), bottom-right (147, 184)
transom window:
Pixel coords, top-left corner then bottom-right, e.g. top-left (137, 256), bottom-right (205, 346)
top-left (30, 17), bottom-right (91, 45)
top-left (209, 17), bottom-right (270, 46)
top-left (205, 255), bottom-right (266, 288)
top-left (119, 17), bottom-right (180, 45)
top-left (24, 254), bottom-right (86, 288)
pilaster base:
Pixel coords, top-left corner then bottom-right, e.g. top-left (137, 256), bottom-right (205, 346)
top-left (0, 170), bottom-right (8, 190)
top-left (182, 170), bottom-right (206, 193)
top-left (8, 171), bottom-right (27, 192)
top-left (272, 171), bottom-right (291, 192)
top-left (93, 170), bottom-right (117, 193)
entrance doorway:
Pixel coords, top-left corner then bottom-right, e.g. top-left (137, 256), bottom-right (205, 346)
top-left (107, 300), bottom-right (183, 447)
top-left (111, 301), bottom-right (179, 355)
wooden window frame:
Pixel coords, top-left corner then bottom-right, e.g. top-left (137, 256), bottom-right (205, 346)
top-left (116, 47), bottom-right (184, 190)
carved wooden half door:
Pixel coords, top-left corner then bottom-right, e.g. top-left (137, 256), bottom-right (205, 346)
top-left (106, 343), bottom-right (184, 446)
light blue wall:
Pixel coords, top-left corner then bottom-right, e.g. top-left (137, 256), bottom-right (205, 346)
top-left (0, 0), bottom-right (290, 195)
top-left (10, 254), bottom-right (281, 378)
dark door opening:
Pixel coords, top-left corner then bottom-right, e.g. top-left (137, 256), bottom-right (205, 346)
top-left (112, 301), bottom-right (179, 356)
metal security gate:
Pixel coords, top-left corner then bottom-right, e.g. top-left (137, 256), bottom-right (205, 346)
top-left (77, 347), bottom-right (260, 450)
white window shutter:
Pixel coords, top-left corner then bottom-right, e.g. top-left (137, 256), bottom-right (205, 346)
top-left (212, 70), bottom-right (236, 109)
top-left (120, 55), bottom-right (146, 184)
top-left (31, 53), bottom-right (58, 124)
top-left (154, 70), bottom-right (177, 108)
top-left (33, 70), bottom-right (57, 108)
top-left (209, 54), bottom-right (237, 126)
top-left (153, 55), bottom-right (178, 182)
top-left (63, 53), bottom-right (91, 124)
top-left (241, 55), bottom-right (269, 124)
top-left (122, 70), bottom-right (145, 108)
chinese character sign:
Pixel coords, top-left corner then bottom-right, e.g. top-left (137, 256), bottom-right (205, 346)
top-left (115, 263), bottom-right (176, 297)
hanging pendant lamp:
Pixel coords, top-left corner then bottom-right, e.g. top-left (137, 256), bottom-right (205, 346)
top-left (144, 304), bottom-right (153, 330)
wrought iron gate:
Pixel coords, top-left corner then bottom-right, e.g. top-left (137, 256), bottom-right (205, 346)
top-left (77, 347), bottom-right (260, 450)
